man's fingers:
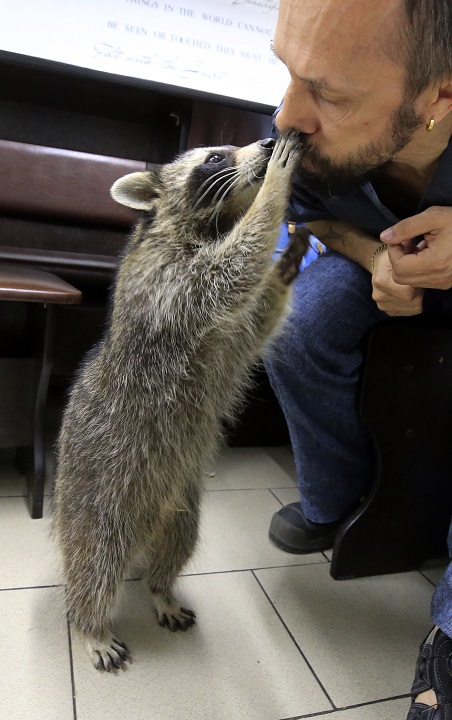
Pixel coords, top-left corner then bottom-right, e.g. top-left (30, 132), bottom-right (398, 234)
top-left (388, 245), bottom-right (429, 286)
top-left (387, 244), bottom-right (412, 271)
top-left (380, 206), bottom-right (445, 245)
top-left (387, 244), bottom-right (406, 261)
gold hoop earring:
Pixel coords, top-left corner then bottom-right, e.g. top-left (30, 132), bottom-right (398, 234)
top-left (426, 117), bottom-right (435, 132)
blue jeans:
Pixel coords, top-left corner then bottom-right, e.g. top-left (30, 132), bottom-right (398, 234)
top-left (265, 242), bottom-right (452, 636)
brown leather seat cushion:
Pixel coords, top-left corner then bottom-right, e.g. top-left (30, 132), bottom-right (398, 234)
top-left (0, 263), bottom-right (82, 304)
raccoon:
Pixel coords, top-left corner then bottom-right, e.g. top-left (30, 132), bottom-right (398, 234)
top-left (53, 130), bottom-right (308, 671)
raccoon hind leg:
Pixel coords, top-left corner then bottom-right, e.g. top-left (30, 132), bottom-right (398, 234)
top-left (143, 500), bottom-right (199, 632)
top-left (61, 517), bottom-right (133, 671)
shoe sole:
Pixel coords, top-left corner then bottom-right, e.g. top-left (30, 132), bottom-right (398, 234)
top-left (268, 530), bottom-right (334, 554)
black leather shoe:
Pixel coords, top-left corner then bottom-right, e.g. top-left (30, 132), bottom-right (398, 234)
top-left (406, 627), bottom-right (452, 719)
top-left (268, 502), bottom-right (341, 553)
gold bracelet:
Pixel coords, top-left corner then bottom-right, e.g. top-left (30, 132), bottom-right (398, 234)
top-left (370, 243), bottom-right (388, 274)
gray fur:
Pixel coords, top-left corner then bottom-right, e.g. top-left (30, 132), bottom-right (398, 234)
top-left (53, 131), bottom-right (308, 671)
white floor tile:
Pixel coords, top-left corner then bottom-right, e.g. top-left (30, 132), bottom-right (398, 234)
top-left (71, 573), bottom-right (332, 720)
top-left (271, 486), bottom-right (301, 507)
top-left (2, 439), bottom-right (445, 718)
top-left (206, 446), bottom-right (296, 491)
top-left (0, 586), bottom-right (73, 720)
top-left (0, 497), bottom-right (62, 589)
top-left (256, 563), bottom-right (433, 707)
top-left (316, 698), bottom-right (410, 718)
top-left (419, 559), bottom-right (449, 586)
top-left (264, 445), bottom-right (298, 483)
top-left (184, 489), bottom-right (327, 574)
top-left (0, 446), bottom-right (56, 497)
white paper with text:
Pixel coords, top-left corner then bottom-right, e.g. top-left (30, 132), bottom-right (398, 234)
top-left (0, 0), bottom-right (289, 109)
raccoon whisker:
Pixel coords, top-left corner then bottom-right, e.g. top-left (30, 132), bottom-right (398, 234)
top-left (249, 165), bottom-right (266, 181)
top-left (207, 175), bottom-right (244, 229)
top-left (200, 165), bottom-right (238, 188)
top-left (193, 171), bottom-right (239, 211)
top-left (192, 168), bottom-right (239, 209)
top-left (193, 167), bottom-right (237, 201)
top-left (209, 173), bottom-right (240, 207)
top-left (195, 167), bottom-right (237, 197)
top-left (209, 175), bottom-right (244, 228)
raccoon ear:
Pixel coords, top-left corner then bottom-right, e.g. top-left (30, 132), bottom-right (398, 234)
top-left (110, 170), bottom-right (162, 210)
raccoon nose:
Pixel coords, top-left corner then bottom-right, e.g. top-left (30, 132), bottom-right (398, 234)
top-left (260, 138), bottom-right (276, 151)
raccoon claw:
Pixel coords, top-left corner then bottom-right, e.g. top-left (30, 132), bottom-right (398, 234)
top-left (158, 607), bottom-right (196, 632)
top-left (150, 591), bottom-right (196, 632)
top-left (178, 608), bottom-right (197, 630)
top-left (86, 635), bottom-right (130, 672)
top-left (107, 651), bottom-right (122, 670)
top-left (113, 639), bottom-right (129, 661)
top-left (180, 607), bottom-right (196, 619)
top-left (270, 130), bottom-right (301, 170)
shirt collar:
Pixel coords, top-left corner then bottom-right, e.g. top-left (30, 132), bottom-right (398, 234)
top-left (419, 133), bottom-right (452, 211)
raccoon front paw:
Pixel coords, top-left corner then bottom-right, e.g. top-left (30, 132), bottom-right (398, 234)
top-left (150, 591), bottom-right (196, 632)
top-left (277, 226), bottom-right (311, 285)
top-left (85, 633), bottom-right (130, 672)
top-left (268, 129), bottom-right (301, 172)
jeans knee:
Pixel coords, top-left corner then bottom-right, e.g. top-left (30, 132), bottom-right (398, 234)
top-left (268, 253), bottom-right (382, 371)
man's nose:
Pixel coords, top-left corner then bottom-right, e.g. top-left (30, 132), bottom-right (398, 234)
top-left (275, 81), bottom-right (318, 135)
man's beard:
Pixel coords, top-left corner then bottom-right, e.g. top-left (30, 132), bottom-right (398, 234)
top-left (294, 98), bottom-right (424, 195)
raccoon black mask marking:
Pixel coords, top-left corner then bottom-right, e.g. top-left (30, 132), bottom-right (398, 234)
top-left (112, 139), bottom-right (275, 242)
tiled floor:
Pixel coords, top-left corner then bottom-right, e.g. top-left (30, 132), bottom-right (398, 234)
top-left (0, 444), bottom-right (446, 720)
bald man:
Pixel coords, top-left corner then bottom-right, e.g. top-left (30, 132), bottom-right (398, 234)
top-left (264, 2), bottom-right (452, 717)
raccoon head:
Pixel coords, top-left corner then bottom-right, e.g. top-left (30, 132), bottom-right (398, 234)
top-left (110, 138), bottom-right (275, 238)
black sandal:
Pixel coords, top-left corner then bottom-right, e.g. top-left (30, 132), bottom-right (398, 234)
top-left (407, 627), bottom-right (452, 719)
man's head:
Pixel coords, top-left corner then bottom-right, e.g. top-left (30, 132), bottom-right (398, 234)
top-left (400, 0), bottom-right (452, 99)
top-left (273, 0), bottom-right (452, 194)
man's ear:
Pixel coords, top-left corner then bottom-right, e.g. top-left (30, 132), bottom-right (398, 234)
top-left (110, 169), bottom-right (162, 210)
top-left (426, 80), bottom-right (452, 124)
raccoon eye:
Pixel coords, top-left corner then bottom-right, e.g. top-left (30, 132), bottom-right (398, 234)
top-left (206, 153), bottom-right (224, 164)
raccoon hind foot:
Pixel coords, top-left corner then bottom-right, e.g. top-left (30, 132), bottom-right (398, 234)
top-left (150, 591), bottom-right (196, 632)
top-left (84, 632), bottom-right (130, 672)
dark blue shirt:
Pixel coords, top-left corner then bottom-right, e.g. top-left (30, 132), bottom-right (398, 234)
top-left (287, 139), bottom-right (452, 237)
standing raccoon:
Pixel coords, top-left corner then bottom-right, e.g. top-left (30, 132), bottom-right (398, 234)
top-left (54, 131), bottom-right (308, 671)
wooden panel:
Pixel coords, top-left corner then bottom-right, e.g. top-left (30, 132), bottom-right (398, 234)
top-left (188, 99), bottom-right (273, 149)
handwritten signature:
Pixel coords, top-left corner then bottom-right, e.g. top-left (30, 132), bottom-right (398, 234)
top-left (93, 44), bottom-right (228, 82)
top-left (231, 0), bottom-right (278, 12)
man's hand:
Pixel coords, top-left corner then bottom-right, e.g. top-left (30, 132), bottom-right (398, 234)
top-left (372, 247), bottom-right (424, 316)
top-left (308, 218), bottom-right (425, 315)
top-left (381, 206), bottom-right (452, 290)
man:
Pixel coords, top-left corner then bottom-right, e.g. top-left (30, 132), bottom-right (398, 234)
top-left (265, 1), bottom-right (452, 717)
